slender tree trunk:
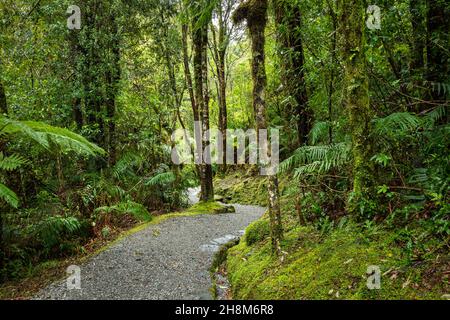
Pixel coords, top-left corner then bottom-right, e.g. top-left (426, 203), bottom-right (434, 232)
top-left (339, 0), bottom-right (373, 216)
top-left (273, 0), bottom-right (311, 146)
top-left (106, 13), bottom-right (120, 166)
top-left (410, 0), bottom-right (426, 73)
top-left (182, 23), bottom-right (202, 177)
top-left (193, 20), bottom-right (214, 201)
top-left (67, 23), bottom-right (83, 130)
top-left (0, 81), bottom-right (7, 115)
top-left (211, 5), bottom-right (228, 171)
top-left (233, 0), bottom-right (283, 255)
top-left (0, 80), bottom-right (6, 281)
top-left (201, 25), bottom-right (214, 201)
top-left (426, 0), bottom-right (449, 102)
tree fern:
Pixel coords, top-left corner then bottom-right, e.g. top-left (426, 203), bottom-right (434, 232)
top-left (0, 116), bottom-right (104, 209)
top-left (0, 116), bottom-right (104, 156)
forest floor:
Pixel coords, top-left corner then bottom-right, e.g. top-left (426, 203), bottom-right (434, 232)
top-left (32, 189), bottom-right (265, 300)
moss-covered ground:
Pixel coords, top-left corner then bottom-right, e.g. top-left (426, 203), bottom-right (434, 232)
top-left (215, 171), bottom-right (449, 300)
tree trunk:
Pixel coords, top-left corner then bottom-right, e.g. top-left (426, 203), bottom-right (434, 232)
top-left (233, 0), bottom-right (283, 255)
top-left (181, 23), bottom-right (202, 178)
top-left (426, 0), bottom-right (449, 102)
top-left (105, 13), bottom-right (120, 167)
top-left (67, 22), bottom-right (83, 130)
top-left (273, 0), bottom-right (311, 146)
top-left (339, 0), bottom-right (373, 216)
top-left (193, 20), bottom-right (214, 201)
top-left (0, 80), bottom-right (5, 281)
top-left (0, 81), bottom-right (7, 115)
top-left (410, 0), bottom-right (426, 73)
top-left (211, 4), bottom-right (228, 171)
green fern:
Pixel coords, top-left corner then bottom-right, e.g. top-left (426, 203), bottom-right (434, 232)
top-left (373, 112), bottom-right (420, 135)
top-left (35, 216), bottom-right (82, 250)
top-left (309, 121), bottom-right (331, 145)
top-left (279, 143), bottom-right (350, 178)
top-left (95, 200), bottom-right (152, 222)
top-left (424, 105), bottom-right (447, 127)
top-left (0, 182), bottom-right (19, 208)
top-left (0, 116), bottom-right (105, 156)
top-left (0, 152), bottom-right (28, 171)
top-left (0, 116), bottom-right (105, 208)
top-left (145, 171), bottom-right (176, 186)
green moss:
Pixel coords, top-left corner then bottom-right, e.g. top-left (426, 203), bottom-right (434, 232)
top-left (214, 174), bottom-right (269, 206)
top-left (245, 219), bottom-right (270, 245)
top-left (227, 223), bottom-right (447, 300)
top-left (216, 171), bottom-right (448, 300)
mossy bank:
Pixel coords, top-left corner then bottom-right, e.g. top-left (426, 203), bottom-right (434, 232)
top-left (216, 173), bottom-right (449, 300)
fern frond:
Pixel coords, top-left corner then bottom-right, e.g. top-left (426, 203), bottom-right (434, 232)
top-left (279, 143), bottom-right (350, 175)
top-left (0, 182), bottom-right (19, 208)
top-left (373, 112), bottom-right (420, 135)
top-left (309, 121), bottom-right (331, 145)
top-left (0, 152), bottom-right (28, 171)
top-left (35, 216), bottom-right (81, 249)
top-left (424, 105), bottom-right (447, 127)
top-left (0, 116), bottom-right (104, 156)
top-left (145, 171), bottom-right (176, 186)
top-left (23, 121), bottom-right (105, 156)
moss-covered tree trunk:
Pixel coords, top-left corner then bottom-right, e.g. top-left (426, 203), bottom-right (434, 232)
top-left (193, 16), bottom-right (214, 201)
top-left (273, 0), bottom-right (311, 147)
top-left (233, 0), bottom-right (283, 254)
top-left (339, 0), bottom-right (373, 216)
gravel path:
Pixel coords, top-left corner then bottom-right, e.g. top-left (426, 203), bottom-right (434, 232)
top-left (34, 189), bottom-right (265, 300)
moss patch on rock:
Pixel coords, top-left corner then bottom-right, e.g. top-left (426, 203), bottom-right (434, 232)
top-left (245, 219), bottom-right (270, 245)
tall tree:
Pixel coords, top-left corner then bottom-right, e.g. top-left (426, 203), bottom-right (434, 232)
top-left (426, 0), bottom-right (449, 102)
top-left (210, 0), bottom-right (235, 170)
top-left (273, 0), bottom-right (311, 146)
top-left (192, 0), bottom-right (214, 201)
top-left (339, 0), bottom-right (373, 216)
top-left (233, 0), bottom-right (283, 255)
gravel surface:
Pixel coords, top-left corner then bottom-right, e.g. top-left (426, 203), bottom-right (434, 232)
top-left (34, 189), bottom-right (265, 300)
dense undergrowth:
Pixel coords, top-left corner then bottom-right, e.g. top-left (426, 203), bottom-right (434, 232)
top-left (215, 172), bottom-right (449, 300)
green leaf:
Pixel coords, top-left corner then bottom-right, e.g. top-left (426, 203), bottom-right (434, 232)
top-left (0, 182), bottom-right (19, 208)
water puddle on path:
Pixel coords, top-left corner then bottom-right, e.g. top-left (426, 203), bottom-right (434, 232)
top-left (199, 231), bottom-right (245, 253)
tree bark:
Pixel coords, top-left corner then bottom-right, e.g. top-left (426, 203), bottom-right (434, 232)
top-left (0, 81), bottom-right (7, 115)
top-left (193, 18), bottom-right (214, 201)
top-left (211, 4), bottom-right (229, 170)
top-left (273, 0), bottom-right (311, 146)
top-left (105, 13), bottom-right (120, 166)
top-left (233, 0), bottom-right (283, 255)
top-left (339, 0), bottom-right (373, 216)
top-left (426, 0), bottom-right (449, 102)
